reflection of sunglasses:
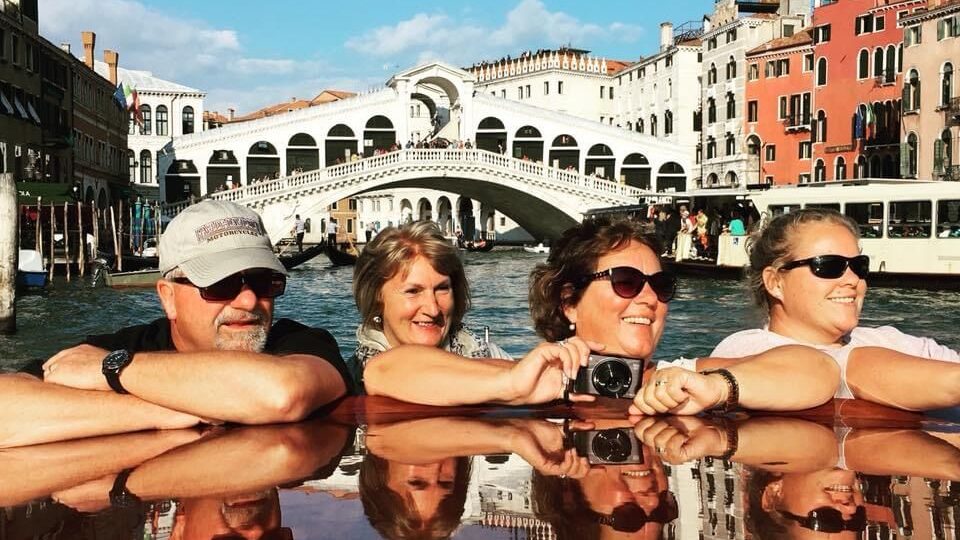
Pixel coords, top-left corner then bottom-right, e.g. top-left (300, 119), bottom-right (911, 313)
top-left (212, 527), bottom-right (293, 540)
top-left (581, 267), bottom-right (677, 303)
top-left (780, 255), bottom-right (870, 280)
top-left (594, 491), bottom-right (679, 532)
top-left (781, 506), bottom-right (867, 533)
top-left (172, 270), bottom-right (287, 301)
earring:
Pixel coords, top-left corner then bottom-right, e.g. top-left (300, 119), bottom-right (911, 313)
top-left (373, 316), bottom-right (382, 324)
top-left (568, 323), bottom-right (576, 332)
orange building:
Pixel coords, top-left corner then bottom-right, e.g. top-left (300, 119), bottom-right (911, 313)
top-left (744, 29), bottom-right (814, 184)
top-left (810, 0), bottom-right (925, 182)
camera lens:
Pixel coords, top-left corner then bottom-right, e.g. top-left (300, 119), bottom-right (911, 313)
top-left (591, 429), bottom-right (633, 463)
top-left (591, 360), bottom-right (633, 398)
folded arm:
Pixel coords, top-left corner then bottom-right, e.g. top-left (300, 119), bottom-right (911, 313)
top-left (847, 347), bottom-right (960, 410)
top-left (0, 374), bottom-right (201, 449)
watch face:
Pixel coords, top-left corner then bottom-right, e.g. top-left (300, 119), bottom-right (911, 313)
top-left (103, 349), bottom-right (131, 373)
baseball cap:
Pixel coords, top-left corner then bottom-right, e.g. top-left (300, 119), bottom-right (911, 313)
top-left (159, 200), bottom-right (286, 287)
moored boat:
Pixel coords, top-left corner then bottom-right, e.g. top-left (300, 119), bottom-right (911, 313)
top-left (279, 243), bottom-right (325, 270)
top-left (17, 249), bottom-right (47, 289)
top-left (523, 243), bottom-right (550, 255)
top-left (103, 268), bottom-right (162, 288)
top-left (324, 243), bottom-right (358, 266)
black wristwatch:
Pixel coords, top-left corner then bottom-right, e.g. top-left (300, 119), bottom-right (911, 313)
top-left (109, 468), bottom-right (142, 508)
top-left (102, 349), bottom-right (132, 394)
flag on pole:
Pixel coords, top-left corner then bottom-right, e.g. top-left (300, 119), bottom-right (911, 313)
top-left (854, 107), bottom-right (864, 139)
top-left (112, 83), bottom-right (127, 110)
top-left (864, 103), bottom-right (875, 139)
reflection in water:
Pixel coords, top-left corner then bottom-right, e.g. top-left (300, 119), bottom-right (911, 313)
top-left (1, 414), bottom-right (959, 539)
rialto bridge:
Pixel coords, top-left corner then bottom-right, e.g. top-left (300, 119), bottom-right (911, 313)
top-left (158, 63), bottom-right (692, 242)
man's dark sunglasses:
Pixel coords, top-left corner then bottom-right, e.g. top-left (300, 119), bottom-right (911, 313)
top-left (781, 505), bottom-right (866, 533)
top-left (582, 267), bottom-right (677, 303)
top-left (595, 492), bottom-right (679, 532)
top-left (172, 270), bottom-right (286, 301)
top-left (780, 254), bottom-right (870, 280)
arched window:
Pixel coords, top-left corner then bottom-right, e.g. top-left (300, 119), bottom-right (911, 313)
top-left (815, 110), bottom-right (827, 143)
top-left (128, 150), bottom-right (136, 182)
top-left (156, 105), bottom-right (168, 136)
top-left (814, 159), bottom-right (826, 182)
top-left (835, 156), bottom-right (846, 180)
top-left (636, 118), bottom-right (644, 134)
top-left (816, 57), bottom-right (828, 86)
top-left (858, 49), bottom-right (870, 79)
top-left (139, 104), bottom-right (151, 135)
top-left (726, 56), bottom-right (737, 79)
top-left (872, 47), bottom-right (883, 78)
top-left (664, 110), bottom-right (674, 135)
top-left (906, 69), bottom-right (921, 111)
top-left (707, 98), bottom-right (717, 123)
top-left (650, 114), bottom-right (658, 137)
top-left (182, 106), bottom-right (195, 135)
top-left (855, 155), bottom-right (867, 179)
top-left (706, 137), bottom-right (717, 159)
top-left (885, 45), bottom-right (897, 82)
top-left (906, 133), bottom-right (918, 177)
top-left (725, 133), bottom-right (736, 156)
top-left (942, 62), bottom-right (954, 106)
top-left (139, 149), bottom-right (152, 183)
top-left (708, 63), bottom-right (717, 85)
top-left (725, 92), bottom-right (736, 119)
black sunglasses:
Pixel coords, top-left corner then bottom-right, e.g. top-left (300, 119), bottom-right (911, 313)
top-left (582, 267), bottom-right (677, 303)
top-left (780, 254), bottom-right (870, 280)
top-left (172, 270), bottom-right (286, 301)
top-left (781, 506), bottom-right (866, 533)
top-left (595, 492), bottom-right (679, 532)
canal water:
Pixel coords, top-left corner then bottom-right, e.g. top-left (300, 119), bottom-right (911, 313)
top-left (2, 249), bottom-right (958, 372)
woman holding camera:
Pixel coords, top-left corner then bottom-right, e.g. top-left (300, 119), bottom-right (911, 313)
top-left (354, 221), bottom-right (597, 406)
top-left (710, 208), bottom-right (960, 411)
top-left (529, 216), bottom-right (841, 415)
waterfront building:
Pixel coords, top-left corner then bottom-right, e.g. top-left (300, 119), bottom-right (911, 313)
top-left (810, 0), bottom-right (921, 182)
top-left (899, 0), bottom-right (960, 181)
top-left (36, 38), bottom-right (72, 186)
top-left (613, 22), bottom-right (704, 190)
top-left (93, 57), bottom-right (205, 201)
top-left (699, 0), bottom-right (810, 190)
top-left (0, 0), bottom-right (42, 182)
top-left (744, 29), bottom-right (814, 184)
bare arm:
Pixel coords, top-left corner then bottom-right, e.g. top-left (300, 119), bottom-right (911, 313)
top-left (363, 340), bottom-right (596, 406)
top-left (0, 374), bottom-right (201, 449)
top-left (843, 428), bottom-right (960, 480)
top-left (45, 345), bottom-right (348, 424)
top-left (847, 347), bottom-right (960, 410)
top-left (632, 345), bottom-right (839, 415)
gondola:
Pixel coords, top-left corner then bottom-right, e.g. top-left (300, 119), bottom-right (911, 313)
top-left (464, 240), bottom-right (495, 252)
top-left (279, 243), bottom-right (325, 270)
top-left (324, 244), bottom-right (358, 266)
top-left (97, 243), bottom-right (324, 273)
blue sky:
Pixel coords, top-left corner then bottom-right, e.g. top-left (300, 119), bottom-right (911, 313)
top-left (40, 0), bottom-right (710, 113)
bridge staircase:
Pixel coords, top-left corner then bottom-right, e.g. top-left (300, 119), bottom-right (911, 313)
top-left (162, 149), bottom-right (646, 244)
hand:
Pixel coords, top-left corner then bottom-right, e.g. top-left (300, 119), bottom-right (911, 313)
top-left (505, 338), bottom-right (600, 405)
top-left (631, 416), bottom-right (728, 464)
top-left (508, 419), bottom-right (593, 479)
top-left (43, 344), bottom-right (111, 391)
top-left (628, 367), bottom-right (727, 416)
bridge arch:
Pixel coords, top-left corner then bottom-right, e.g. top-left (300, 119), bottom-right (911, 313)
top-left (437, 196), bottom-right (454, 234)
top-left (549, 134), bottom-right (579, 171)
top-left (417, 197), bottom-right (433, 221)
top-left (585, 144), bottom-right (615, 180)
top-left (326, 124), bottom-right (358, 165)
top-left (166, 160), bottom-right (201, 202)
top-left (513, 125), bottom-right (543, 162)
top-left (399, 198), bottom-right (413, 224)
top-left (476, 116), bottom-right (507, 153)
top-left (657, 162), bottom-right (686, 192)
top-left (621, 153), bottom-right (651, 189)
top-left (247, 141), bottom-right (279, 183)
top-left (286, 133), bottom-right (319, 174)
top-left (207, 150), bottom-right (240, 193)
top-left (364, 115), bottom-right (397, 156)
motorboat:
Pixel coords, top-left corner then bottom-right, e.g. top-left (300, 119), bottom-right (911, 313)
top-left (17, 249), bottom-right (47, 288)
top-left (523, 243), bottom-right (550, 255)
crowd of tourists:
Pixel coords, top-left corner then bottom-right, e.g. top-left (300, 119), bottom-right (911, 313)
top-left (647, 201), bottom-right (760, 260)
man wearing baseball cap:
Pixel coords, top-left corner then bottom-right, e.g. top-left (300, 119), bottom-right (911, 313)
top-left (0, 200), bottom-right (352, 448)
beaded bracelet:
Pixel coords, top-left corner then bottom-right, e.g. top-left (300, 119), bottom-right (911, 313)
top-left (702, 368), bottom-right (740, 413)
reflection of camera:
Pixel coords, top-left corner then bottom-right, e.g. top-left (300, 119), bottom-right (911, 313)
top-left (571, 428), bottom-right (644, 465)
top-left (570, 354), bottom-right (645, 398)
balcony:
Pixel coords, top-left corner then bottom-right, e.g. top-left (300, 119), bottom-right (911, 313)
top-left (947, 97), bottom-right (960, 126)
top-left (943, 165), bottom-right (960, 181)
top-left (782, 113), bottom-right (811, 132)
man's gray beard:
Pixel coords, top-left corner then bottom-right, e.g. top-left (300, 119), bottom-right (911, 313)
top-left (214, 309), bottom-right (269, 352)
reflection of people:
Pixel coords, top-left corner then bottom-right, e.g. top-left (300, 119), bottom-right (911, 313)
top-left (354, 221), bottom-right (598, 406)
top-left (293, 214), bottom-right (306, 253)
top-left (528, 216), bottom-right (839, 416)
top-left (711, 208), bottom-right (960, 411)
top-left (0, 201), bottom-right (352, 448)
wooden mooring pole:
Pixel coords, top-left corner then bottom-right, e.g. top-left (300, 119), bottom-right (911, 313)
top-left (0, 172), bottom-right (18, 333)
top-left (63, 201), bottom-right (71, 282)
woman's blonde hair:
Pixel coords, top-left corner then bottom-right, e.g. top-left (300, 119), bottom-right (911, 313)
top-left (353, 221), bottom-right (470, 330)
top-left (746, 207), bottom-right (860, 312)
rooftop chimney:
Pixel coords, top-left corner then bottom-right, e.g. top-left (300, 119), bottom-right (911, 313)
top-left (81, 31), bottom-right (95, 69)
top-left (660, 22), bottom-right (674, 51)
top-left (60, 42), bottom-right (71, 54)
top-left (228, 108), bottom-right (235, 121)
top-left (104, 49), bottom-right (118, 85)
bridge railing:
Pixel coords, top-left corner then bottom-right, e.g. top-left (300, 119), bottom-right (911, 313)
top-left (162, 148), bottom-right (643, 217)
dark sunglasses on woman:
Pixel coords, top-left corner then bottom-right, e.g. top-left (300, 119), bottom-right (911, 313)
top-left (171, 270), bottom-right (287, 301)
top-left (595, 492), bottom-right (679, 532)
top-left (781, 506), bottom-right (867, 533)
top-left (779, 254), bottom-right (870, 280)
top-left (581, 267), bottom-right (677, 303)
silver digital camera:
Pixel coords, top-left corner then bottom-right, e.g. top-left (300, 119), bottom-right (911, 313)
top-left (570, 354), bottom-right (645, 399)
top-left (570, 428), bottom-right (644, 465)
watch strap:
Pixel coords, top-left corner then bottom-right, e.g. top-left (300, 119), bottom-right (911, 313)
top-left (102, 349), bottom-right (132, 394)
top-left (109, 468), bottom-right (142, 508)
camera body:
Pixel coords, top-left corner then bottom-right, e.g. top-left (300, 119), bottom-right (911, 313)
top-left (570, 354), bottom-right (645, 399)
top-left (570, 428), bottom-right (644, 465)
